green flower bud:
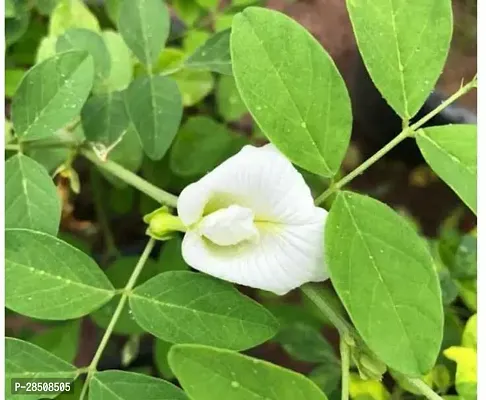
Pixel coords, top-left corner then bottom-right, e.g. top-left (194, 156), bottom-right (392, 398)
top-left (143, 206), bottom-right (186, 240)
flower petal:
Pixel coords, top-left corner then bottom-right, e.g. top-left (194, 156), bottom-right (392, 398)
top-left (198, 205), bottom-right (259, 246)
top-left (177, 144), bottom-right (317, 227)
top-left (181, 207), bottom-right (328, 295)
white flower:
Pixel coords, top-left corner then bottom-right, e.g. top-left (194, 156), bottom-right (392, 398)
top-left (177, 144), bottom-right (329, 295)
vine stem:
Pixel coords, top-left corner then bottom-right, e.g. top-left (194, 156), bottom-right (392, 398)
top-left (78, 238), bottom-right (156, 400)
top-left (405, 378), bottom-right (444, 400)
top-left (340, 336), bottom-right (351, 400)
top-left (314, 76), bottom-right (477, 206)
top-left (81, 148), bottom-right (178, 208)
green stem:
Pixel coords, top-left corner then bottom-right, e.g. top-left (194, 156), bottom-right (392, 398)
top-left (314, 76), bottom-right (477, 206)
top-left (300, 284), bottom-right (352, 335)
top-left (78, 238), bottom-right (156, 400)
top-left (81, 148), bottom-right (178, 208)
top-left (405, 378), bottom-right (444, 400)
top-left (340, 336), bottom-right (351, 400)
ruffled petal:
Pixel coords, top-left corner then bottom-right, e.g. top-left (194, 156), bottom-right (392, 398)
top-left (181, 207), bottom-right (328, 295)
top-left (177, 144), bottom-right (317, 227)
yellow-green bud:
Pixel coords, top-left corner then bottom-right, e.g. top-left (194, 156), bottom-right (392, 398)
top-left (143, 206), bottom-right (186, 240)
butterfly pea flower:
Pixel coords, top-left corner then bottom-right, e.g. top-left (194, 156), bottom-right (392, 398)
top-left (147, 144), bottom-right (329, 295)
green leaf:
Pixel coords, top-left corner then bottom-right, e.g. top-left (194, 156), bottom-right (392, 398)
top-left (81, 91), bottom-right (129, 146)
top-left (6, 5), bottom-right (30, 47)
top-left (309, 364), bottom-right (341, 399)
top-left (125, 75), bottom-right (183, 160)
top-left (5, 0), bottom-right (16, 17)
top-left (169, 344), bottom-right (328, 400)
top-left (183, 30), bottom-right (211, 54)
top-left (105, 0), bottom-right (122, 24)
top-left (170, 116), bottom-right (245, 176)
top-left (174, 69), bottom-right (214, 107)
top-left (154, 339), bottom-right (175, 379)
top-left (196, 0), bottom-right (218, 11)
top-left (36, 35), bottom-right (58, 63)
top-left (36, 0), bottom-right (60, 16)
top-left (216, 75), bottom-right (247, 122)
top-left (173, 0), bottom-right (202, 26)
top-left (325, 191), bottom-right (443, 376)
top-left (5, 154), bottom-right (61, 235)
top-left (158, 236), bottom-right (190, 272)
top-left (5, 69), bottom-right (25, 98)
top-left (185, 29), bottom-right (232, 75)
top-left (129, 271), bottom-right (279, 350)
top-left (417, 125), bottom-right (477, 214)
top-left (12, 51), bottom-right (94, 141)
top-left (5, 229), bottom-right (115, 320)
top-left (102, 30), bottom-right (133, 92)
top-left (231, 7), bottom-right (352, 177)
top-left (49, 0), bottom-right (100, 36)
top-left (91, 256), bottom-right (160, 335)
top-left (346, 0), bottom-right (452, 119)
top-left (89, 370), bottom-right (188, 400)
top-left (5, 338), bottom-right (78, 400)
top-left (452, 235), bottom-right (477, 279)
top-left (118, 0), bottom-right (170, 66)
top-left (56, 28), bottom-right (111, 90)
top-left (29, 321), bottom-right (81, 363)
top-left (276, 322), bottom-right (339, 364)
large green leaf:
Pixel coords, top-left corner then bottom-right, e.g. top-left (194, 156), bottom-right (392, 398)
top-left (185, 29), bottom-right (232, 75)
top-left (231, 7), bottom-right (352, 177)
top-left (81, 91), bottom-right (129, 146)
top-left (158, 236), bottom-right (190, 272)
top-left (49, 0), bottom-right (100, 36)
top-left (5, 229), bottom-right (115, 320)
top-left (91, 256), bottom-right (160, 335)
top-left (56, 28), bottom-right (111, 91)
top-left (102, 30), bottom-right (133, 92)
top-left (346, 0), bottom-right (452, 119)
top-left (89, 371), bottom-right (188, 400)
top-left (129, 271), bottom-right (279, 350)
top-left (170, 116), bottom-right (246, 176)
top-left (5, 154), bottom-right (61, 235)
top-left (118, 0), bottom-right (170, 66)
top-left (169, 344), bottom-right (328, 400)
top-left (12, 51), bottom-right (94, 140)
top-left (5, 338), bottom-right (78, 400)
top-left (29, 321), bottom-right (81, 363)
top-left (325, 192), bottom-right (443, 376)
top-left (417, 125), bottom-right (477, 214)
top-left (216, 75), bottom-right (247, 122)
top-left (125, 75), bottom-right (183, 160)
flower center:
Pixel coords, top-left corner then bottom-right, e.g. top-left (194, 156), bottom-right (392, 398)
top-left (198, 205), bottom-right (260, 246)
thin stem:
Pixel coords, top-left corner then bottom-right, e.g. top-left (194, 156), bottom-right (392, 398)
top-left (314, 76), bottom-right (477, 206)
top-left (315, 128), bottom-right (412, 205)
top-left (79, 238), bottom-right (156, 400)
top-left (81, 148), bottom-right (178, 208)
top-left (340, 336), bottom-right (351, 400)
top-left (404, 378), bottom-right (444, 400)
top-left (300, 283), bottom-right (352, 335)
top-left (5, 143), bottom-right (20, 151)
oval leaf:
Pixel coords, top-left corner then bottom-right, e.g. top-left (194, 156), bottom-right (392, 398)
top-left (185, 29), bottom-right (232, 75)
top-left (125, 75), bottom-right (183, 160)
top-left (89, 371), bottom-right (187, 400)
top-left (325, 192), bottom-right (443, 376)
top-left (129, 271), bottom-right (279, 350)
top-left (118, 0), bottom-right (170, 66)
top-left (5, 229), bottom-right (115, 320)
top-left (417, 125), bottom-right (477, 214)
top-left (102, 30), bottom-right (133, 92)
top-left (49, 0), bottom-right (100, 36)
top-left (5, 154), bottom-right (61, 235)
top-left (169, 344), bottom-right (328, 400)
top-left (6, 338), bottom-right (77, 400)
top-left (12, 51), bottom-right (94, 140)
top-left (231, 7), bottom-right (352, 177)
top-left (346, 0), bottom-right (452, 118)
top-left (56, 28), bottom-right (111, 90)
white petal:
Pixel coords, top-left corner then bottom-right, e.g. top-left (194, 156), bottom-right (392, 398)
top-left (198, 205), bottom-right (259, 246)
top-left (177, 144), bottom-right (317, 227)
top-left (182, 207), bottom-right (328, 295)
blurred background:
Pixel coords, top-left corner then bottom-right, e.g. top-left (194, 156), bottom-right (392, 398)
top-left (4, 0), bottom-right (477, 398)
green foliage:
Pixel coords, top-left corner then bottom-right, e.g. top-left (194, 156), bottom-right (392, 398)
top-left (325, 192), bottom-right (443, 376)
top-left (5, 154), bottom-right (61, 235)
top-left (231, 7), bottom-right (352, 177)
top-left (216, 75), bottom-right (247, 121)
top-left (49, 0), bottom-right (100, 36)
top-left (417, 125), bottom-right (477, 213)
top-left (5, 229), bottom-right (115, 320)
top-left (129, 272), bottom-right (279, 350)
top-left (346, 0), bottom-right (452, 119)
top-left (169, 344), bottom-right (329, 400)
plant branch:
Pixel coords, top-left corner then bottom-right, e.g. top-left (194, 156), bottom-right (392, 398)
top-left (340, 335), bottom-right (351, 400)
top-left (314, 76), bottom-right (477, 206)
top-left (79, 238), bottom-right (156, 400)
top-left (405, 377), bottom-right (444, 400)
top-left (81, 148), bottom-right (178, 208)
